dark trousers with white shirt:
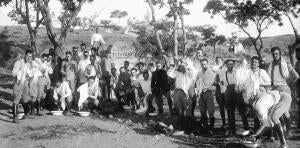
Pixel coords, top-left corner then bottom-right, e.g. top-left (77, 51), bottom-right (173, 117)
top-left (225, 85), bottom-right (249, 134)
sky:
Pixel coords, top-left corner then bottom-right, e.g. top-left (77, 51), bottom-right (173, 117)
top-left (0, 0), bottom-right (299, 37)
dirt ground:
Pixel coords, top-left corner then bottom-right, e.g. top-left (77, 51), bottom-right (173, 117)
top-left (0, 94), bottom-right (300, 148)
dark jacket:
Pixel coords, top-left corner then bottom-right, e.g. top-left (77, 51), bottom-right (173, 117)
top-left (151, 69), bottom-right (170, 95)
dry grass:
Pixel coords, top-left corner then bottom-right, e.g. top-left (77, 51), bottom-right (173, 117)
top-left (0, 25), bottom-right (296, 69)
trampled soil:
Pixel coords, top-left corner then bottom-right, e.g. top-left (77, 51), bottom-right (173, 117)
top-left (1, 100), bottom-right (300, 148)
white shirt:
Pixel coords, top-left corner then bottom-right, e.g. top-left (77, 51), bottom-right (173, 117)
top-left (169, 71), bottom-right (194, 95)
top-left (137, 78), bottom-right (152, 94)
top-left (78, 59), bottom-right (91, 72)
top-left (77, 83), bottom-right (100, 108)
top-left (252, 91), bottom-right (280, 127)
top-left (12, 59), bottom-right (33, 85)
top-left (91, 33), bottom-right (106, 46)
top-left (53, 81), bottom-right (72, 100)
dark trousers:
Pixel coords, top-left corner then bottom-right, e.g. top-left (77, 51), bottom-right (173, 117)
top-left (297, 79), bottom-right (300, 128)
top-left (225, 85), bottom-right (249, 133)
top-left (153, 91), bottom-right (172, 113)
top-left (101, 76), bottom-right (111, 100)
top-left (216, 93), bottom-right (226, 125)
top-left (190, 94), bottom-right (197, 117)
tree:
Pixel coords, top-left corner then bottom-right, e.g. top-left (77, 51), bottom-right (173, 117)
top-left (146, 0), bottom-right (163, 56)
top-left (200, 25), bottom-right (226, 56)
top-left (72, 16), bottom-right (82, 27)
top-left (150, 0), bottom-right (193, 57)
top-left (37, 0), bottom-right (93, 54)
top-left (1, 0), bottom-right (44, 56)
top-left (177, 0), bottom-right (193, 56)
top-left (204, 0), bottom-right (281, 59)
top-left (110, 10), bottom-right (128, 25)
top-left (100, 20), bottom-right (112, 28)
top-left (240, 37), bottom-right (255, 53)
top-left (270, 0), bottom-right (300, 65)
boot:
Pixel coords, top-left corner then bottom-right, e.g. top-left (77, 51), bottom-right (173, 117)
top-left (209, 117), bottom-right (215, 136)
top-left (29, 101), bottom-right (34, 115)
top-left (200, 116), bottom-right (209, 128)
top-left (254, 125), bottom-right (268, 137)
top-left (12, 103), bottom-right (19, 123)
top-left (274, 124), bottom-right (288, 148)
top-left (36, 100), bottom-right (43, 116)
top-left (63, 102), bottom-right (70, 116)
top-left (283, 116), bottom-right (292, 138)
top-left (23, 103), bottom-right (29, 116)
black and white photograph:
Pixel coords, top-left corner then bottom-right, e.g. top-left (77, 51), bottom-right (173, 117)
top-left (0, 0), bottom-right (300, 147)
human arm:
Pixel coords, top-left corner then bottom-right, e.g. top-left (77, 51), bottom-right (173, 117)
top-left (100, 35), bottom-right (106, 45)
top-left (12, 60), bottom-right (21, 78)
top-left (60, 61), bottom-right (66, 76)
top-left (89, 87), bottom-right (99, 99)
top-left (287, 63), bottom-right (299, 80)
top-left (53, 89), bottom-right (58, 101)
top-left (260, 69), bottom-right (271, 86)
top-left (91, 34), bottom-right (94, 46)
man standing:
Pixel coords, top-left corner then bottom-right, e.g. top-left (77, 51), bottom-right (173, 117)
top-left (295, 43), bottom-right (300, 129)
top-left (48, 48), bottom-right (62, 86)
top-left (168, 59), bottom-right (197, 132)
top-left (99, 51), bottom-right (113, 100)
top-left (72, 47), bottom-right (81, 63)
top-left (78, 43), bottom-right (87, 59)
top-left (268, 47), bottom-right (299, 94)
top-left (61, 51), bottom-right (77, 93)
top-left (91, 27), bottom-right (106, 53)
top-left (11, 50), bottom-right (34, 123)
top-left (212, 57), bottom-right (226, 128)
top-left (124, 61), bottom-right (130, 74)
top-left (268, 47), bottom-right (299, 134)
top-left (220, 59), bottom-right (249, 136)
top-left (196, 58), bottom-right (216, 135)
top-left (151, 61), bottom-right (172, 115)
top-left (77, 51), bottom-right (90, 87)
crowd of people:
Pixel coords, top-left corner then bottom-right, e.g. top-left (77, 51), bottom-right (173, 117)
top-left (9, 37), bottom-right (300, 148)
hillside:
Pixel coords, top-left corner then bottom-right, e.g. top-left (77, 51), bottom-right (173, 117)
top-left (0, 25), bottom-right (296, 69)
top-left (0, 26), bottom-right (137, 68)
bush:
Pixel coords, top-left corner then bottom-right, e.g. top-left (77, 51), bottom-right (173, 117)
top-left (109, 25), bottom-right (123, 31)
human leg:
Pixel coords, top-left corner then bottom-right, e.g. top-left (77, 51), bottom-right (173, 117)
top-left (271, 92), bottom-right (292, 148)
top-left (206, 90), bottom-right (215, 131)
top-left (163, 91), bottom-right (173, 115)
top-left (199, 91), bottom-right (208, 128)
top-left (154, 93), bottom-right (164, 114)
top-left (225, 86), bottom-right (236, 135)
top-left (216, 93), bottom-right (226, 127)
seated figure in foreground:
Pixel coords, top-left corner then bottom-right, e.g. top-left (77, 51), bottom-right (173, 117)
top-left (77, 76), bottom-right (100, 114)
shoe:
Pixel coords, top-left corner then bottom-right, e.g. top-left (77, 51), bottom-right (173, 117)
top-left (225, 130), bottom-right (236, 137)
top-left (283, 116), bottom-right (292, 138)
top-left (36, 101), bottom-right (43, 116)
top-left (274, 124), bottom-right (288, 148)
top-left (12, 103), bottom-right (19, 123)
